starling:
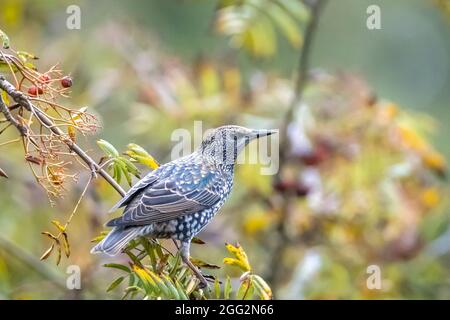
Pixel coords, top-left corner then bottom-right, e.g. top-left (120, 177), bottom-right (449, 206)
top-left (91, 125), bottom-right (276, 287)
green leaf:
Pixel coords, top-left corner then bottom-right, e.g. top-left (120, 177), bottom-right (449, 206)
top-left (276, 0), bottom-right (309, 22)
top-left (122, 163), bottom-right (132, 186)
top-left (122, 286), bottom-right (143, 300)
top-left (215, 0), bottom-right (306, 57)
top-left (24, 61), bottom-right (37, 71)
top-left (97, 139), bottom-right (119, 157)
top-left (126, 143), bottom-right (160, 169)
top-left (17, 51), bottom-right (39, 62)
top-left (103, 263), bottom-right (131, 273)
top-left (120, 157), bottom-right (140, 177)
top-left (106, 276), bottom-right (125, 292)
top-left (237, 278), bottom-right (254, 299)
top-left (115, 158), bottom-right (133, 186)
top-left (224, 275), bottom-right (232, 299)
top-left (161, 275), bottom-right (180, 300)
top-left (147, 270), bottom-right (170, 298)
top-left (169, 252), bottom-right (181, 279)
top-left (0, 61), bottom-right (18, 73)
top-left (214, 277), bottom-right (221, 299)
top-left (128, 273), bottom-right (136, 286)
top-left (175, 279), bottom-right (190, 300)
top-left (0, 29), bottom-right (10, 49)
top-left (267, 2), bottom-right (303, 47)
top-left (112, 162), bottom-right (122, 184)
top-left (1, 90), bottom-right (10, 106)
top-left (251, 274), bottom-right (272, 300)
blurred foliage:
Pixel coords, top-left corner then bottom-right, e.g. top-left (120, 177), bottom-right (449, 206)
top-left (0, 0), bottom-right (449, 300)
top-left (214, 0), bottom-right (309, 57)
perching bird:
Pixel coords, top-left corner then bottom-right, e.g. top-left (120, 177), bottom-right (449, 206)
top-left (91, 125), bottom-right (276, 287)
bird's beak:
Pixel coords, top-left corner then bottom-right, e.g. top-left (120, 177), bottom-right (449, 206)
top-left (252, 129), bottom-right (278, 139)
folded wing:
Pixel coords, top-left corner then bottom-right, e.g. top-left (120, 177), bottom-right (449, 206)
top-left (106, 163), bottom-right (226, 227)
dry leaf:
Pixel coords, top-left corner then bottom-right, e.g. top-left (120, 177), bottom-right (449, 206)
top-left (40, 244), bottom-right (54, 261)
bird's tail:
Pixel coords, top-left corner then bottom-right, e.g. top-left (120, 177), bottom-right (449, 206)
top-left (90, 227), bottom-right (142, 256)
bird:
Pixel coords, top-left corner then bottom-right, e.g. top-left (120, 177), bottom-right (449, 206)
top-left (91, 125), bottom-right (276, 287)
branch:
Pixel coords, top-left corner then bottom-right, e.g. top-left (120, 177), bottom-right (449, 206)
top-left (280, 0), bottom-right (327, 159)
top-left (0, 91), bottom-right (28, 136)
top-left (0, 75), bottom-right (126, 197)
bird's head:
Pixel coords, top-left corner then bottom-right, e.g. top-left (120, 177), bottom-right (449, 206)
top-left (198, 125), bottom-right (277, 165)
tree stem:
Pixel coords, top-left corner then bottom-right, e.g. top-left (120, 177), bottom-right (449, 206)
top-left (269, 0), bottom-right (327, 290)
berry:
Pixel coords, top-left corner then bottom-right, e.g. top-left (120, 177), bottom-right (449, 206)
top-left (28, 85), bottom-right (43, 96)
top-left (273, 180), bottom-right (309, 197)
top-left (299, 143), bottom-right (331, 166)
top-left (61, 76), bottom-right (73, 88)
top-left (39, 74), bottom-right (51, 83)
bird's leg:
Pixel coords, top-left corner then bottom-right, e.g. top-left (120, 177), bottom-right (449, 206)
top-left (180, 240), bottom-right (209, 289)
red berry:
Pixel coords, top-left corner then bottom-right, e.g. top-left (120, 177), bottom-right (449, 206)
top-left (299, 144), bottom-right (329, 166)
top-left (273, 180), bottom-right (294, 193)
top-left (296, 183), bottom-right (310, 197)
top-left (39, 74), bottom-right (51, 83)
top-left (28, 85), bottom-right (43, 96)
top-left (61, 76), bottom-right (73, 88)
top-left (273, 180), bottom-right (309, 197)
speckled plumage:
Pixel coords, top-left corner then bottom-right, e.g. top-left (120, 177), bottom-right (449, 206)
top-left (91, 125), bottom-right (275, 287)
top-left (115, 157), bottom-right (234, 241)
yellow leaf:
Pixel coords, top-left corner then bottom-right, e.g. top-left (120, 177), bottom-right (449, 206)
top-left (224, 243), bottom-right (251, 272)
top-left (223, 67), bottom-right (241, 98)
top-left (68, 125), bottom-right (76, 142)
top-left (51, 220), bottom-right (66, 232)
top-left (420, 187), bottom-right (441, 209)
top-left (1, 90), bottom-right (9, 105)
top-left (132, 264), bottom-right (155, 286)
top-left (422, 151), bottom-right (446, 174)
top-left (242, 210), bottom-right (273, 235)
top-left (126, 143), bottom-right (160, 169)
top-left (199, 62), bottom-right (220, 96)
top-left (397, 124), bottom-right (427, 152)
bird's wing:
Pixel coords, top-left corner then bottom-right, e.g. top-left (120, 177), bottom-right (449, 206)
top-left (108, 165), bottom-right (173, 213)
top-left (106, 162), bottom-right (228, 227)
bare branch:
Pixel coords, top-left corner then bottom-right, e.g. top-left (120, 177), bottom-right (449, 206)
top-left (0, 90), bottom-right (28, 136)
top-left (0, 75), bottom-right (126, 197)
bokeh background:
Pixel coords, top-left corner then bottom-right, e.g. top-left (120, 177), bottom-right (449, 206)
top-left (0, 0), bottom-right (449, 299)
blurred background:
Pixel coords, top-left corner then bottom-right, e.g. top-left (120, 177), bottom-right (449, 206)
top-left (0, 0), bottom-right (449, 299)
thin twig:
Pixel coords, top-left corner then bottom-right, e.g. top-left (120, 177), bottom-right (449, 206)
top-left (0, 137), bottom-right (20, 147)
top-left (0, 91), bottom-right (28, 136)
top-left (0, 75), bottom-right (126, 197)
